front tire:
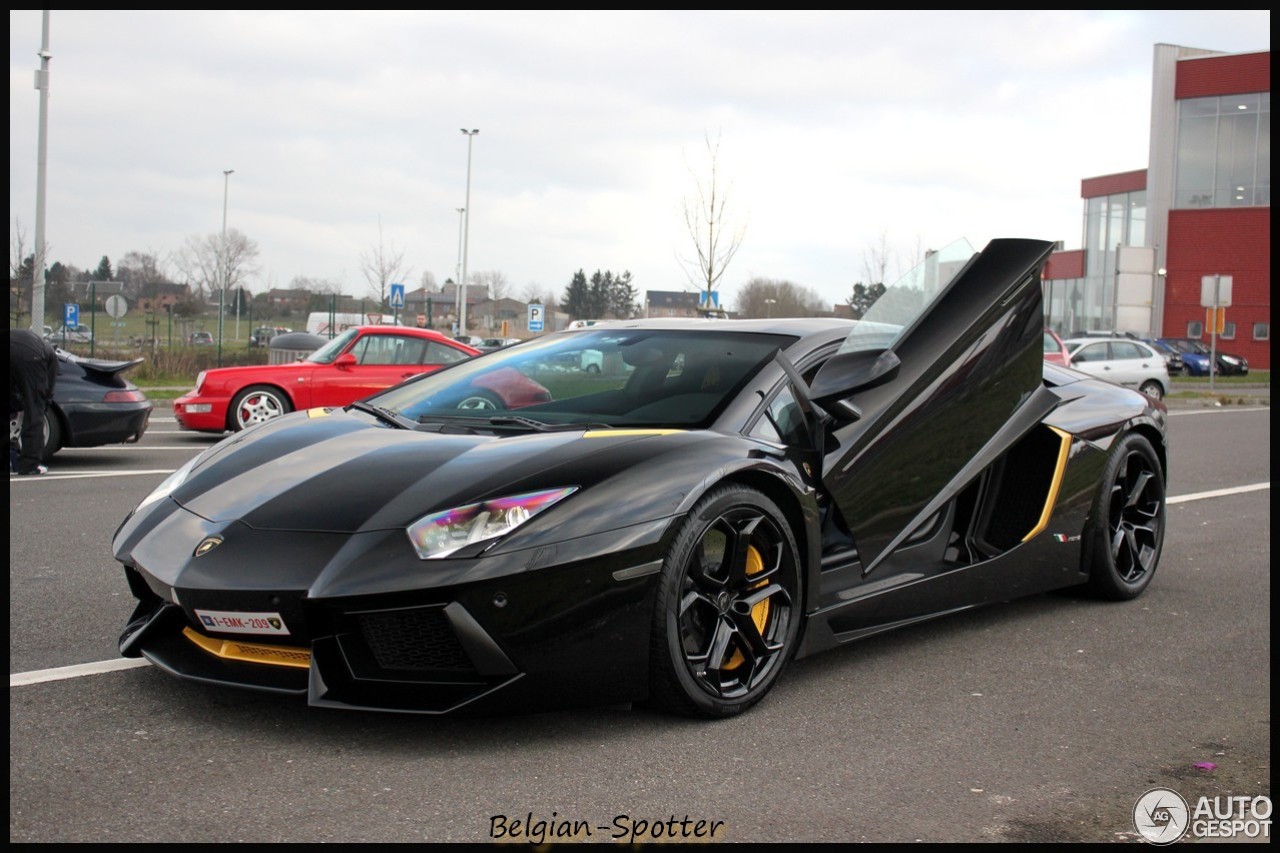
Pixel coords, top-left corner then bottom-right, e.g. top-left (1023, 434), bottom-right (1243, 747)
top-left (648, 485), bottom-right (802, 718)
top-left (230, 385), bottom-right (292, 431)
top-left (1082, 434), bottom-right (1166, 600)
top-left (1139, 380), bottom-right (1164, 401)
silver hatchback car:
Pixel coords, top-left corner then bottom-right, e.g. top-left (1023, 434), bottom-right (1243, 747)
top-left (1062, 337), bottom-right (1170, 400)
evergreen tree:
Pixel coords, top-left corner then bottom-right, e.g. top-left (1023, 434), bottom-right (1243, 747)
top-left (609, 270), bottom-right (637, 319)
top-left (93, 255), bottom-right (114, 281)
top-left (562, 269), bottom-right (590, 319)
top-left (846, 282), bottom-right (886, 319)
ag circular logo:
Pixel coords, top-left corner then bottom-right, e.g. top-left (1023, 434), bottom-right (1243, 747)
top-left (1134, 787), bottom-right (1190, 845)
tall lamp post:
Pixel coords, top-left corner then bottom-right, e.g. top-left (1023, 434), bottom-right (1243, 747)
top-left (217, 168), bottom-right (234, 366)
top-left (764, 297), bottom-right (777, 318)
top-left (31, 11), bottom-right (52, 333)
top-left (454, 206), bottom-right (465, 334)
top-left (459, 128), bottom-right (478, 338)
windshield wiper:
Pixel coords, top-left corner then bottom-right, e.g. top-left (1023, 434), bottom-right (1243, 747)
top-left (486, 416), bottom-right (605, 432)
top-left (350, 400), bottom-right (409, 429)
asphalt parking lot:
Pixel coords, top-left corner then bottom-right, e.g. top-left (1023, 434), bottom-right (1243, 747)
top-left (9, 401), bottom-right (1271, 842)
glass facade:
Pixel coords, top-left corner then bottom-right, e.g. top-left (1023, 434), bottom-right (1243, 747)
top-left (1044, 189), bottom-right (1147, 334)
top-left (1174, 93), bottom-right (1271, 208)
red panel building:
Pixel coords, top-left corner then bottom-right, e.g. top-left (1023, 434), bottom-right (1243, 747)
top-left (1043, 45), bottom-right (1270, 368)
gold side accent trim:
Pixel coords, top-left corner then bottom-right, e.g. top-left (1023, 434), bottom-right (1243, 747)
top-left (582, 429), bottom-right (683, 439)
top-left (1022, 427), bottom-right (1073, 543)
top-left (183, 627), bottom-right (312, 669)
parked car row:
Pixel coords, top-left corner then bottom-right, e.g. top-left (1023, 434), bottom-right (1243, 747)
top-left (1059, 336), bottom-right (1169, 400)
top-left (1157, 337), bottom-right (1249, 376)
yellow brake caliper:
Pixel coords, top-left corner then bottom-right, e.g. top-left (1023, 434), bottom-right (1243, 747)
top-left (723, 545), bottom-right (770, 671)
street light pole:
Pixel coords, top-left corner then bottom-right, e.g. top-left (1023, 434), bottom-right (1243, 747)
top-left (217, 168), bottom-right (233, 366)
top-left (459, 128), bottom-right (478, 338)
top-left (31, 11), bottom-right (52, 333)
top-left (454, 206), bottom-right (465, 334)
top-left (765, 297), bottom-right (777, 319)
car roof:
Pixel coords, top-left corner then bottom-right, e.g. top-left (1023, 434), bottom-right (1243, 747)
top-left (1062, 337), bottom-right (1153, 348)
top-left (561, 316), bottom-right (856, 337)
top-left (349, 325), bottom-right (460, 341)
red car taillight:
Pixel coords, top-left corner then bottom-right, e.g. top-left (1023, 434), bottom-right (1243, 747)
top-left (103, 390), bottom-right (146, 403)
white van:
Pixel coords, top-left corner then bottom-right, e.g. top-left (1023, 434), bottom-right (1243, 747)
top-left (305, 312), bottom-right (402, 336)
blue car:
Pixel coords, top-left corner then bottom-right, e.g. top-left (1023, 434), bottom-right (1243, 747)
top-left (1157, 338), bottom-right (1249, 376)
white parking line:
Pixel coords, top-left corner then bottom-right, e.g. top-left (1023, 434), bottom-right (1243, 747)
top-left (1168, 406), bottom-right (1269, 416)
top-left (9, 469), bottom-right (176, 481)
top-left (1168, 482), bottom-right (1269, 504)
top-left (10, 658), bottom-right (150, 687)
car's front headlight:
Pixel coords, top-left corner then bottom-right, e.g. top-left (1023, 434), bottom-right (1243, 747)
top-left (405, 487), bottom-right (578, 560)
top-left (1221, 356), bottom-right (1240, 364)
top-left (134, 448), bottom-right (211, 514)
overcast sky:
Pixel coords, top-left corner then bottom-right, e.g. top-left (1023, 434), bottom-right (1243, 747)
top-left (8, 10), bottom-right (1271, 312)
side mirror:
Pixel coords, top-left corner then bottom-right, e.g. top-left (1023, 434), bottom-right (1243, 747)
top-left (334, 352), bottom-right (357, 369)
top-left (808, 348), bottom-right (901, 409)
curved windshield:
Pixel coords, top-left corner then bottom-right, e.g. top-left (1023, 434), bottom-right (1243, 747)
top-left (837, 238), bottom-right (977, 355)
top-left (368, 329), bottom-right (795, 430)
top-left (306, 328), bottom-right (358, 364)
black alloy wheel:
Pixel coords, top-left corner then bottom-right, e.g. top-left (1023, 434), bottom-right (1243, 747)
top-left (648, 485), bottom-right (801, 717)
top-left (1083, 433), bottom-right (1166, 600)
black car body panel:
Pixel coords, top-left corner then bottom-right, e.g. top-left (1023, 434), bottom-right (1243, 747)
top-left (112, 238), bottom-right (1169, 716)
top-left (12, 349), bottom-right (153, 462)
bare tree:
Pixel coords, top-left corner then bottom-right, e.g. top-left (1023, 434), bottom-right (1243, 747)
top-left (677, 131), bottom-right (747, 311)
top-left (736, 277), bottom-right (826, 319)
top-left (360, 218), bottom-right (413, 308)
top-left (419, 270), bottom-right (437, 293)
top-left (10, 217), bottom-right (29, 282)
top-left (472, 269), bottom-right (510, 301)
top-left (117, 250), bottom-right (169, 298)
top-left (174, 228), bottom-right (260, 302)
top-left (860, 230), bottom-right (893, 291)
top-left (521, 281), bottom-right (556, 310)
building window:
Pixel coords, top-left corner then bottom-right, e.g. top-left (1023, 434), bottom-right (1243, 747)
top-left (1220, 321), bottom-right (1236, 340)
top-left (1174, 93), bottom-right (1270, 209)
top-left (1253, 322), bottom-right (1270, 340)
top-left (1187, 320), bottom-right (1204, 338)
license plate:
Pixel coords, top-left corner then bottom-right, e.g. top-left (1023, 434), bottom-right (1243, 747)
top-left (195, 609), bottom-right (290, 636)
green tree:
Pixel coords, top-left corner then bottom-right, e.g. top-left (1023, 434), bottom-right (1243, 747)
top-left (608, 270), bottom-right (638, 319)
top-left (562, 269), bottom-right (590, 319)
top-left (93, 255), bottom-right (114, 281)
top-left (846, 282), bottom-right (886, 319)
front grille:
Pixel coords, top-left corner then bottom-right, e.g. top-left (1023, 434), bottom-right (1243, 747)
top-left (356, 607), bottom-right (474, 672)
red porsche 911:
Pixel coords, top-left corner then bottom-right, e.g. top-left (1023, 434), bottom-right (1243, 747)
top-left (173, 326), bottom-right (548, 433)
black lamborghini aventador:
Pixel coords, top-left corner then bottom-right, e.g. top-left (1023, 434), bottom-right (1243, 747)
top-left (112, 237), bottom-right (1168, 718)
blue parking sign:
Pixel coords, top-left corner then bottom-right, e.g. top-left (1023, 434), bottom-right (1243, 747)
top-left (65, 303), bottom-right (79, 327)
top-left (528, 303), bottom-right (544, 332)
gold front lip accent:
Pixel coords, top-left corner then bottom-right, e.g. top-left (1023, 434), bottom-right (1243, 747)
top-left (1021, 427), bottom-right (1073, 543)
top-left (183, 627), bottom-right (311, 669)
